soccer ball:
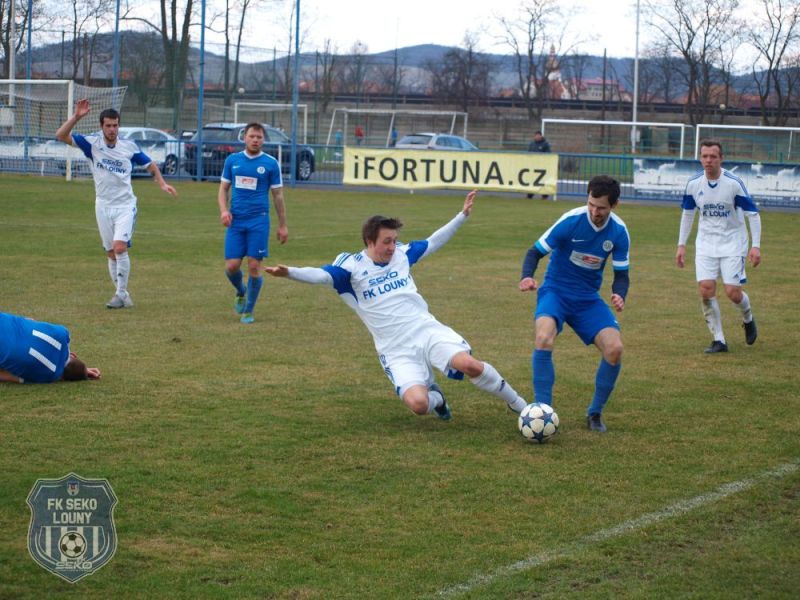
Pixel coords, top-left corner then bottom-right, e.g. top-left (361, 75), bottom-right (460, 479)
top-left (518, 402), bottom-right (559, 443)
top-left (59, 531), bottom-right (86, 559)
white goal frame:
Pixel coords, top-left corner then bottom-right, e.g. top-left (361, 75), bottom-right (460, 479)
top-left (326, 108), bottom-right (469, 146)
top-left (695, 123), bottom-right (800, 160)
top-left (0, 79), bottom-right (126, 180)
top-left (233, 102), bottom-right (308, 143)
top-left (542, 118), bottom-right (693, 158)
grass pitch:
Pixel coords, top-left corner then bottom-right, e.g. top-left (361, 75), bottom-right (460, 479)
top-left (0, 174), bottom-right (798, 599)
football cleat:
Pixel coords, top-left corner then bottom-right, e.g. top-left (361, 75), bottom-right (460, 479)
top-left (430, 383), bottom-right (451, 421)
top-left (743, 319), bottom-right (757, 345)
top-left (234, 295), bottom-right (246, 314)
top-left (586, 413), bottom-right (607, 433)
top-left (704, 340), bottom-right (728, 354)
top-left (240, 313), bottom-right (255, 324)
top-left (106, 293), bottom-right (133, 309)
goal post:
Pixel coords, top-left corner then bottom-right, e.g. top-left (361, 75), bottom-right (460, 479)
top-left (541, 118), bottom-right (693, 158)
top-left (0, 79), bottom-right (127, 180)
top-left (326, 108), bottom-right (469, 147)
top-left (695, 124), bottom-right (800, 162)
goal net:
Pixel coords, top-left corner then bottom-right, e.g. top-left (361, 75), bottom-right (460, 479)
top-left (0, 79), bottom-right (126, 179)
top-left (233, 102), bottom-right (308, 143)
top-left (326, 108), bottom-right (469, 148)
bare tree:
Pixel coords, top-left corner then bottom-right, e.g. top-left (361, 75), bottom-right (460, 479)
top-left (339, 41), bottom-right (370, 99)
top-left (560, 53), bottom-right (592, 100)
top-left (426, 33), bottom-right (493, 111)
top-left (747, 0), bottom-right (800, 125)
top-left (498, 0), bottom-right (570, 121)
top-left (317, 39), bottom-right (338, 114)
top-left (641, 40), bottom-right (684, 103)
top-left (644, 0), bottom-right (740, 125)
top-left (0, 0), bottom-right (49, 79)
top-left (122, 0), bottom-right (195, 130)
top-left (122, 32), bottom-right (165, 109)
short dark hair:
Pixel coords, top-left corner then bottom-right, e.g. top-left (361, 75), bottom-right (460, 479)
top-left (62, 357), bottom-right (88, 381)
top-left (98, 108), bottom-right (120, 125)
top-left (534, 130), bottom-right (543, 135)
top-left (700, 139), bottom-right (723, 155)
top-left (244, 122), bottom-right (265, 135)
top-left (587, 175), bottom-right (621, 207)
top-left (362, 215), bottom-right (403, 245)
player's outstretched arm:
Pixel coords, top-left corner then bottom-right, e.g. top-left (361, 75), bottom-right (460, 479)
top-left (264, 265), bottom-right (290, 277)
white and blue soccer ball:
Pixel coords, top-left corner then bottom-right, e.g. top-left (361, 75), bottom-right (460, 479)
top-left (518, 402), bottom-right (559, 443)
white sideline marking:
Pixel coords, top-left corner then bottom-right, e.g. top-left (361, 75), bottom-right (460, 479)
top-left (436, 461), bottom-right (799, 598)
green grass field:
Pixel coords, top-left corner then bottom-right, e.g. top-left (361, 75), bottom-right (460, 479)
top-left (0, 174), bottom-right (798, 599)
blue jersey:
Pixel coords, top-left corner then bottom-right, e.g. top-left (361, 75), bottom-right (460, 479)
top-left (221, 151), bottom-right (283, 219)
top-left (0, 312), bottom-right (71, 383)
top-left (535, 206), bottom-right (630, 300)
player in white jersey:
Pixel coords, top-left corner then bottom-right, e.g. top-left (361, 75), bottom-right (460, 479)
top-left (56, 99), bottom-right (178, 308)
top-left (676, 140), bottom-right (761, 354)
top-left (264, 190), bottom-right (528, 422)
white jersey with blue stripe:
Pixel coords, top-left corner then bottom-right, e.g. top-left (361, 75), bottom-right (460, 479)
top-left (681, 168), bottom-right (758, 257)
top-left (535, 206), bottom-right (630, 300)
top-left (72, 133), bottom-right (151, 207)
top-left (0, 312), bottom-right (71, 383)
top-left (287, 212), bottom-right (468, 354)
top-left (221, 151), bottom-right (283, 219)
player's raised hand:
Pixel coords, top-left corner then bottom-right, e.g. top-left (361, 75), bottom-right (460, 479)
top-left (462, 189), bottom-right (476, 216)
top-left (264, 265), bottom-right (289, 277)
top-left (519, 277), bottom-right (538, 292)
top-left (74, 99), bottom-right (90, 120)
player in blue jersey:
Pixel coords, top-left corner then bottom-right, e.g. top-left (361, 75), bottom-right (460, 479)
top-left (55, 99), bottom-right (178, 309)
top-left (0, 312), bottom-right (101, 383)
top-left (217, 123), bottom-right (288, 324)
top-left (264, 190), bottom-right (528, 421)
top-left (519, 175), bottom-right (630, 433)
top-left (676, 140), bottom-right (761, 354)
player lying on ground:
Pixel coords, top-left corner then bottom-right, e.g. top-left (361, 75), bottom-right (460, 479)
top-left (0, 311), bottom-right (101, 383)
top-left (265, 190), bottom-right (527, 420)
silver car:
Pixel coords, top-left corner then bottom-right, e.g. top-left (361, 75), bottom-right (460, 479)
top-left (118, 127), bottom-right (182, 176)
top-left (395, 132), bottom-right (478, 151)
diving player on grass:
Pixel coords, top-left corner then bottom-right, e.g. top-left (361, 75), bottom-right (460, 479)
top-left (265, 190), bottom-right (527, 420)
top-left (519, 175), bottom-right (630, 433)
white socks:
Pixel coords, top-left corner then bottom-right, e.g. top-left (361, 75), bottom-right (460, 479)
top-left (115, 252), bottom-right (131, 297)
top-left (702, 298), bottom-right (725, 343)
top-left (107, 257), bottom-right (118, 288)
top-left (470, 362), bottom-right (528, 413)
top-left (735, 291), bottom-right (753, 323)
top-left (427, 389), bottom-right (444, 414)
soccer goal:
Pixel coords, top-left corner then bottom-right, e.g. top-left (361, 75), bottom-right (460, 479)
top-left (0, 79), bottom-right (126, 180)
top-left (326, 108), bottom-right (469, 147)
top-left (695, 124), bottom-right (800, 162)
top-left (541, 118), bottom-right (693, 158)
top-left (233, 102), bottom-right (308, 143)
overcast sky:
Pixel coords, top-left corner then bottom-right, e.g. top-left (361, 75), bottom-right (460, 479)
top-left (203, 0), bottom-right (644, 60)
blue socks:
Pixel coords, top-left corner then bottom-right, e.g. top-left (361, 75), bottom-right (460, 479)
top-left (226, 270), bottom-right (246, 296)
top-left (244, 276), bottom-right (263, 314)
top-left (587, 359), bottom-right (621, 416)
top-left (532, 349), bottom-right (554, 405)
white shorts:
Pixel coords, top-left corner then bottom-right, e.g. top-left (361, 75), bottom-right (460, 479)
top-left (695, 254), bottom-right (747, 286)
top-left (377, 321), bottom-right (472, 397)
top-left (96, 204), bottom-right (137, 251)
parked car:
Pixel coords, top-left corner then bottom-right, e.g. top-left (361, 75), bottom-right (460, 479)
top-left (183, 123), bottom-right (315, 181)
top-left (394, 132), bottom-right (478, 151)
top-left (117, 127), bottom-right (182, 176)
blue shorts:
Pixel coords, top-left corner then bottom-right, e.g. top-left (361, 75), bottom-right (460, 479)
top-left (224, 215), bottom-right (270, 261)
top-left (535, 286), bottom-right (619, 345)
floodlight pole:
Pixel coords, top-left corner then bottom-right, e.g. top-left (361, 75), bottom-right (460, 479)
top-left (631, 0), bottom-right (640, 154)
top-left (289, 0), bottom-right (301, 186)
top-left (113, 0), bottom-right (121, 89)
